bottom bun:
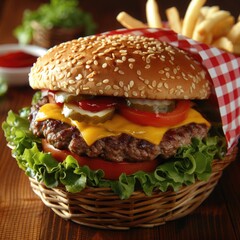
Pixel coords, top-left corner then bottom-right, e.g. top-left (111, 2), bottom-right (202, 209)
top-left (29, 146), bottom-right (238, 230)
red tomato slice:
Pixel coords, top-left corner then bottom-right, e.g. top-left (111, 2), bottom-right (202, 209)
top-left (79, 97), bottom-right (118, 112)
top-left (42, 140), bottom-right (159, 180)
top-left (119, 100), bottom-right (191, 127)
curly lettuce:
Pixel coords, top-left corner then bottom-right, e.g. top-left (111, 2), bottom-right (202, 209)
top-left (2, 108), bottom-right (226, 199)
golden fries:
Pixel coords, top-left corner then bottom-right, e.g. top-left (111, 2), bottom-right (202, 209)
top-left (166, 7), bottom-right (182, 33)
top-left (192, 11), bottom-right (230, 42)
top-left (116, 12), bottom-right (147, 29)
top-left (116, 0), bottom-right (240, 54)
top-left (227, 22), bottom-right (240, 44)
top-left (212, 37), bottom-right (233, 52)
top-left (146, 0), bottom-right (162, 28)
top-left (233, 44), bottom-right (240, 54)
top-left (212, 16), bottom-right (234, 40)
top-left (182, 0), bottom-right (207, 38)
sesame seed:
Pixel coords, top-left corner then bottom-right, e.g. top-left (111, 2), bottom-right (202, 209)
top-left (119, 81), bottom-right (124, 87)
top-left (105, 56), bottom-right (112, 61)
top-left (103, 79), bottom-right (109, 84)
top-left (86, 71), bottom-right (96, 78)
top-left (169, 88), bottom-right (175, 94)
top-left (164, 82), bottom-right (169, 89)
top-left (129, 63), bottom-right (133, 69)
top-left (102, 63), bottom-right (107, 68)
top-left (173, 68), bottom-right (178, 74)
top-left (113, 85), bottom-right (120, 90)
top-left (129, 80), bottom-right (134, 88)
top-left (58, 73), bottom-right (64, 79)
top-left (122, 56), bottom-right (127, 61)
top-left (71, 59), bottom-right (77, 64)
top-left (144, 79), bottom-right (149, 85)
top-left (76, 74), bottom-right (82, 80)
top-left (105, 85), bottom-right (111, 90)
top-left (165, 72), bottom-right (170, 78)
top-left (152, 80), bottom-right (157, 87)
top-left (86, 60), bottom-right (93, 64)
top-left (128, 58), bottom-right (136, 62)
top-left (116, 59), bottom-right (123, 64)
top-left (145, 64), bottom-right (150, 69)
top-left (132, 91), bottom-right (138, 96)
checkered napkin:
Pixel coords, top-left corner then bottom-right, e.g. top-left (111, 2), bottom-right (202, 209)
top-left (103, 28), bottom-right (240, 152)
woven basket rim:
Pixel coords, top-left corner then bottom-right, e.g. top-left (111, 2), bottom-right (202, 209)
top-left (28, 147), bottom-right (238, 229)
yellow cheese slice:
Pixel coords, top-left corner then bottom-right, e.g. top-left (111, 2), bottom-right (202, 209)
top-left (36, 103), bottom-right (210, 146)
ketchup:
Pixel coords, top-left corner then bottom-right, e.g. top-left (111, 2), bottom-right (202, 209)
top-left (0, 50), bottom-right (38, 68)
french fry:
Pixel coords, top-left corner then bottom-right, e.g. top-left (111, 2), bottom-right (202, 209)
top-left (206, 6), bottom-right (220, 18)
top-left (116, 0), bottom-right (240, 54)
top-left (212, 37), bottom-right (233, 52)
top-left (227, 21), bottom-right (240, 44)
top-left (116, 12), bottom-right (147, 29)
top-left (200, 6), bottom-right (210, 18)
top-left (182, 0), bottom-right (207, 38)
top-left (192, 10), bottom-right (230, 42)
top-left (195, 6), bottom-right (209, 26)
top-left (146, 0), bottom-right (162, 28)
top-left (233, 44), bottom-right (240, 54)
top-left (212, 15), bottom-right (234, 39)
top-left (166, 7), bottom-right (182, 33)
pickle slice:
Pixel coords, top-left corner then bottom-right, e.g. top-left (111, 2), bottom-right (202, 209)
top-left (62, 103), bottom-right (115, 123)
top-left (54, 91), bottom-right (92, 103)
top-left (127, 98), bottom-right (176, 113)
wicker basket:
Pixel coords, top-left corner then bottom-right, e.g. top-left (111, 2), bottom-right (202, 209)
top-left (29, 147), bottom-right (238, 230)
top-left (31, 21), bottom-right (84, 48)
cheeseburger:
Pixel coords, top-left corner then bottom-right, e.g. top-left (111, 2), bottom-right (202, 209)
top-left (3, 34), bottom-right (226, 198)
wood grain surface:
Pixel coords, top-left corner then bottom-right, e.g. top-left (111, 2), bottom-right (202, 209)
top-left (0, 1), bottom-right (239, 239)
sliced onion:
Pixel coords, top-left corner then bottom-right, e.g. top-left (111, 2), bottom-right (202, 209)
top-left (62, 103), bottom-right (115, 123)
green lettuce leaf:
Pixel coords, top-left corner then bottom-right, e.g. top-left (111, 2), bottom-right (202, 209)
top-left (2, 109), bottom-right (226, 199)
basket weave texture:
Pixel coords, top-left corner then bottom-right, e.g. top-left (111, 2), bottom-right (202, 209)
top-left (29, 147), bottom-right (237, 230)
top-left (31, 21), bottom-right (84, 48)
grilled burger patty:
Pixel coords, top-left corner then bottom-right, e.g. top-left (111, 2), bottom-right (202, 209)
top-left (29, 97), bottom-right (209, 162)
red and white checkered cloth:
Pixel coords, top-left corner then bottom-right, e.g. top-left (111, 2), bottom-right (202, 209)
top-left (103, 28), bottom-right (240, 152)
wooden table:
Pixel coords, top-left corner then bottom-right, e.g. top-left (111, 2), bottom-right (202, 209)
top-left (0, 1), bottom-right (240, 239)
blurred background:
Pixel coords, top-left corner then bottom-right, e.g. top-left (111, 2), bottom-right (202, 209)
top-left (0, 0), bottom-right (239, 46)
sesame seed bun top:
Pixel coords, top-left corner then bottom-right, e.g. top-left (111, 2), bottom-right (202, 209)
top-left (29, 34), bottom-right (211, 99)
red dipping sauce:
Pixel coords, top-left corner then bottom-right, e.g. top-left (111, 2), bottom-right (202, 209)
top-left (0, 50), bottom-right (38, 68)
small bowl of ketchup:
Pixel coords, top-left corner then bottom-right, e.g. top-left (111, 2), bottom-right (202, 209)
top-left (0, 44), bottom-right (47, 86)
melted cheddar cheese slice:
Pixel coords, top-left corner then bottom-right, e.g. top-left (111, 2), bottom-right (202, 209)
top-left (36, 103), bottom-right (210, 146)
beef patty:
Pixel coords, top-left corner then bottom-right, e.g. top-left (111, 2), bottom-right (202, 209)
top-left (29, 97), bottom-right (209, 162)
